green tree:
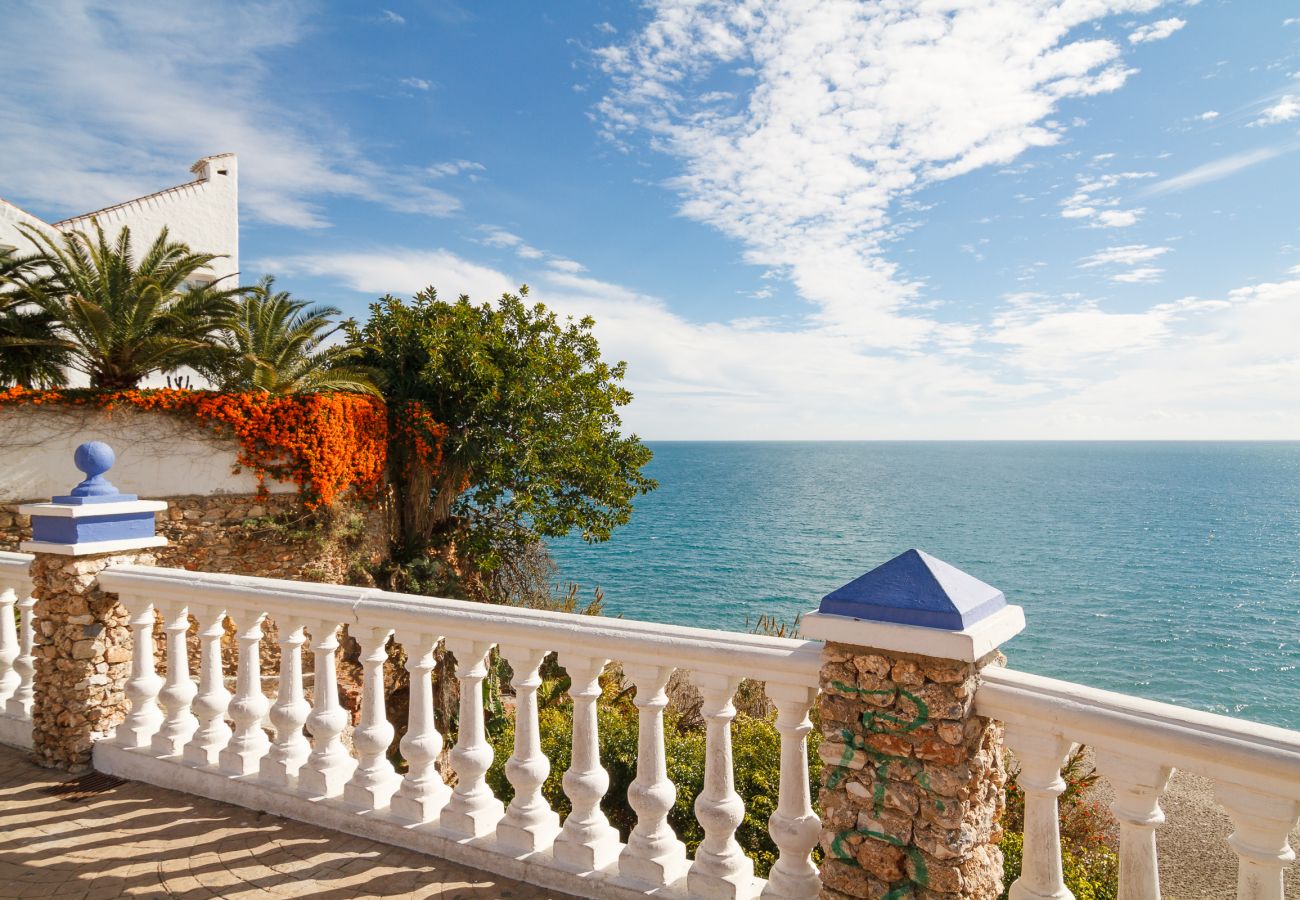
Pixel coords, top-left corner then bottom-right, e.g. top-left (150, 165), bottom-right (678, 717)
top-left (0, 246), bottom-right (71, 388)
top-left (15, 221), bottom-right (238, 389)
top-left (198, 276), bottom-right (377, 394)
top-left (348, 287), bottom-right (656, 562)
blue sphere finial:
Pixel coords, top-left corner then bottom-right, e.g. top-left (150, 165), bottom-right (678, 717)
top-left (69, 441), bottom-right (119, 498)
top-left (74, 441), bottom-right (115, 478)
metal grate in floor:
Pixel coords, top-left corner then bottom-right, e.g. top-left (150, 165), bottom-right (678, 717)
top-left (40, 771), bottom-right (128, 803)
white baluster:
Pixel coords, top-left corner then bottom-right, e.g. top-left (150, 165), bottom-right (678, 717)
top-left (554, 655), bottom-right (621, 872)
top-left (497, 644), bottom-right (560, 853)
top-left (344, 625), bottom-right (401, 810)
top-left (1004, 727), bottom-right (1076, 900)
top-left (0, 586), bottom-right (18, 703)
top-left (762, 684), bottom-right (821, 899)
top-left (1215, 781), bottom-right (1300, 900)
top-left (260, 618), bottom-right (311, 786)
top-left (441, 638), bottom-right (504, 838)
top-left (219, 612), bottom-right (270, 775)
top-left (619, 663), bottom-right (687, 888)
top-left (690, 673), bottom-right (753, 898)
top-left (391, 631), bottom-right (450, 823)
top-left (1094, 750), bottom-right (1171, 900)
top-left (119, 596), bottom-right (164, 749)
top-left (184, 606), bottom-right (231, 767)
top-left (150, 600), bottom-right (198, 756)
top-left (6, 593), bottom-right (35, 719)
top-left (299, 620), bottom-right (355, 797)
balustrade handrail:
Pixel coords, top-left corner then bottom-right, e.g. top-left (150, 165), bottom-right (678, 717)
top-left (0, 551), bottom-right (34, 592)
top-left (976, 665), bottom-right (1300, 795)
top-left (96, 564), bottom-right (825, 686)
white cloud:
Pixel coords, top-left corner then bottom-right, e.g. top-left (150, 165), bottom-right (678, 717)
top-left (381, 10), bottom-right (406, 25)
top-left (1250, 95), bottom-right (1300, 126)
top-left (1079, 244), bottom-right (1170, 280)
top-left (1196, 110), bottom-right (1219, 120)
top-left (1144, 146), bottom-right (1288, 194)
top-left (1059, 170), bottom-right (1152, 227)
top-left (1079, 244), bottom-right (1171, 268)
top-left (596, 0), bottom-right (1165, 346)
top-left (401, 77), bottom-right (433, 91)
top-left (1111, 266), bottom-right (1164, 283)
top-left (595, 22), bottom-right (617, 35)
top-left (479, 227), bottom-right (545, 260)
top-left (1094, 209), bottom-right (1142, 227)
top-left (0, 1), bottom-right (473, 229)
top-left (1128, 17), bottom-right (1186, 44)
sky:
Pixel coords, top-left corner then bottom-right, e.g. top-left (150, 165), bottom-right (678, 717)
top-left (2, 0), bottom-right (1299, 439)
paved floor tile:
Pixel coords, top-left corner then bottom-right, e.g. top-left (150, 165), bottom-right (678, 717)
top-left (0, 745), bottom-right (574, 898)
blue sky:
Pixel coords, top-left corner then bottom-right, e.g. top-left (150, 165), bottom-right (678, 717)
top-left (3, 0), bottom-right (1299, 439)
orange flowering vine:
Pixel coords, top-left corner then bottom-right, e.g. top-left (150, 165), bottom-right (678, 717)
top-left (0, 387), bottom-right (393, 508)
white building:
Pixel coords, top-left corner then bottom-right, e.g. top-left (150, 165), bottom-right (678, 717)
top-left (0, 154), bottom-right (239, 286)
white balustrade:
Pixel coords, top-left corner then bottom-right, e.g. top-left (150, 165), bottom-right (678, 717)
top-left (620, 663), bottom-right (688, 888)
top-left (497, 644), bottom-right (560, 852)
top-left (344, 625), bottom-right (401, 810)
top-left (1093, 750), bottom-right (1170, 900)
top-left (390, 630), bottom-right (450, 823)
top-left (978, 666), bottom-right (1300, 900)
top-left (119, 596), bottom-right (164, 749)
top-left (690, 673), bottom-right (752, 898)
top-left (219, 612), bottom-right (270, 775)
top-left (6, 592), bottom-right (36, 721)
top-left (441, 637), bottom-right (505, 838)
top-left (0, 551), bottom-right (35, 748)
top-left (184, 605), bottom-right (232, 766)
top-left (761, 684), bottom-right (821, 899)
top-left (1215, 782), bottom-right (1300, 900)
top-left (0, 585), bottom-right (18, 704)
top-left (151, 599), bottom-right (197, 756)
top-left (300, 619), bottom-right (355, 797)
top-left (260, 619), bottom-right (311, 786)
top-left (553, 654), bottom-right (622, 871)
top-left (1002, 727), bottom-right (1077, 900)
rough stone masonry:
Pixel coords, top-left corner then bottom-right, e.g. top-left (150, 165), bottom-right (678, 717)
top-left (817, 642), bottom-right (1008, 900)
top-left (29, 550), bottom-right (155, 771)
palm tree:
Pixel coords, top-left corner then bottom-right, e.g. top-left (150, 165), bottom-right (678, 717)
top-left (0, 246), bottom-right (72, 388)
top-left (16, 222), bottom-right (238, 389)
top-left (198, 276), bottom-right (377, 394)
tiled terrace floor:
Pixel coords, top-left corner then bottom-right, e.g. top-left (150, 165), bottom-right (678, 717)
top-left (0, 746), bottom-right (572, 899)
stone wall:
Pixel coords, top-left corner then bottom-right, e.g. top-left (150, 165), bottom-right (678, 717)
top-left (3, 493), bottom-right (390, 584)
top-left (29, 551), bottom-right (154, 770)
top-left (817, 642), bottom-right (1007, 900)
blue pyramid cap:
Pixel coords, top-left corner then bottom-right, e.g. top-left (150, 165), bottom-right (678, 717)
top-left (819, 549), bottom-right (1006, 630)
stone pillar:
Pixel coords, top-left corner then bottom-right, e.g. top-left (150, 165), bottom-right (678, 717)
top-left (19, 442), bottom-right (165, 771)
top-left (802, 549), bottom-right (1026, 900)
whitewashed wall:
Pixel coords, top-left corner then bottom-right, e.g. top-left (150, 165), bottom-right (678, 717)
top-left (0, 155), bottom-right (239, 285)
top-left (0, 405), bottom-right (293, 502)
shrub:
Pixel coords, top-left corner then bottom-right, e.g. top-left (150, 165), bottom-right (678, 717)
top-left (999, 831), bottom-right (1119, 900)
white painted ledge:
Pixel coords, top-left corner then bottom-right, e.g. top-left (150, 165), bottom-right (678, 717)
top-left (18, 500), bottom-right (168, 518)
top-left (94, 743), bottom-right (763, 900)
top-left (20, 536), bottom-right (168, 556)
top-left (800, 603), bottom-right (1025, 662)
top-left (0, 714), bottom-right (32, 750)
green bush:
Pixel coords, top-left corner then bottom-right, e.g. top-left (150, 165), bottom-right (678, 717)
top-left (998, 831), bottom-right (1119, 900)
top-left (486, 695), bottom-right (821, 878)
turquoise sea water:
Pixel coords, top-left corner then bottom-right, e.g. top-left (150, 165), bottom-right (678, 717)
top-left (548, 442), bottom-right (1300, 730)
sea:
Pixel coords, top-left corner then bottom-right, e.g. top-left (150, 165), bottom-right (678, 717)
top-left (548, 442), bottom-right (1300, 730)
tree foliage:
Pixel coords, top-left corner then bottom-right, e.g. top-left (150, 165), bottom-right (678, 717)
top-left (347, 286), bottom-right (656, 562)
top-left (197, 276), bottom-right (377, 395)
top-left (0, 247), bottom-right (71, 388)
top-left (13, 222), bottom-right (239, 389)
